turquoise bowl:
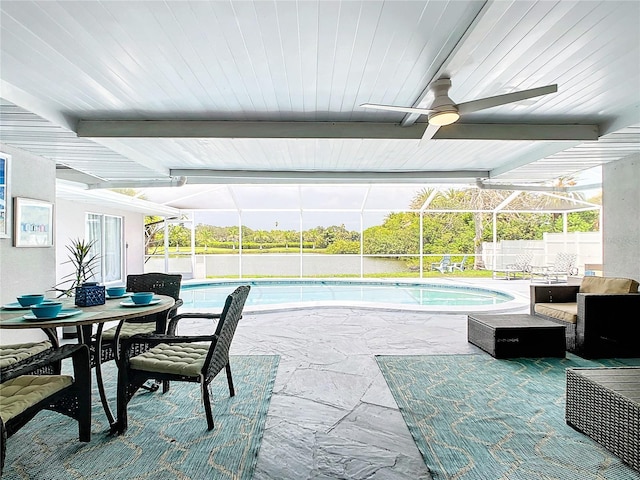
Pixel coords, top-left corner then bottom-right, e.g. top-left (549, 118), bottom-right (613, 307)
top-left (131, 292), bottom-right (154, 305)
top-left (106, 286), bottom-right (127, 297)
top-left (17, 294), bottom-right (45, 307)
top-left (31, 302), bottom-right (63, 318)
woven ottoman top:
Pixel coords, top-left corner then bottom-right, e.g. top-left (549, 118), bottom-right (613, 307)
top-left (568, 367), bottom-right (640, 403)
top-left (469, 314), bottom-right (565, 329)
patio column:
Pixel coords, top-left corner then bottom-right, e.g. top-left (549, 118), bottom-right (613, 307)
top-left (419, 211), bottom-right (424, 278)
top-left (163, 219), bottom-right (169, 273)
top-left (238, 212), bottom-right (243, 279)
top-left (492, 211), bottom-right (497, 270)
top-left (190, 213), bottom-right (196, 277)
top-left (360, 211), bottom-right (364, 278)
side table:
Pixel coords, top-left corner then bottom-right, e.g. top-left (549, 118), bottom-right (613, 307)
top-left (468, 314), bottom-right (566, 358)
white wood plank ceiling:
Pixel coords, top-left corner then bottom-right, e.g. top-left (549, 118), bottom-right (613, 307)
top-left (1, 0), bottom-right (639, 204)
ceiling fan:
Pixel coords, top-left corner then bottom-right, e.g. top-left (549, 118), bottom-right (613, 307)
top-left (361, 77), bottom-right (558, 141)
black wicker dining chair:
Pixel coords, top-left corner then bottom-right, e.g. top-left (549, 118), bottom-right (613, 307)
top-left (0, 343), bottom-right (91, 476)
top-left (115, 285), bottom-right (250, 434)
top-left (96, 273), bottom-right (183, 366)
top-left (0, 341), bottom-right (58, 382)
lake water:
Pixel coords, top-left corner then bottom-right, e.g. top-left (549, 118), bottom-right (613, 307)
top-left (147, 254), bottom-right (414, 278)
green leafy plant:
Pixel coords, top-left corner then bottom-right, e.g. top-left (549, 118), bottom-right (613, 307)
top-left (53, 238), bottom-right (101, 297)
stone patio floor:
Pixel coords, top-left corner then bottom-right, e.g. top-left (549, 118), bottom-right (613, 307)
top-left (178, 278), bottom-right (533, 479)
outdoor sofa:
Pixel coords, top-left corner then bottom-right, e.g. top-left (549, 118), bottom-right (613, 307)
top-left (530, 276), bottom-right (640, 358)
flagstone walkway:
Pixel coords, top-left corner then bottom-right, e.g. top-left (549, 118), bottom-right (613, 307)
top-left (181, 278), bottom-right (533, 479)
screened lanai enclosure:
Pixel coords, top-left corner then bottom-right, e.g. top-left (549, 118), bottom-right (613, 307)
top-left (135, 183), bottom-right (601, 280)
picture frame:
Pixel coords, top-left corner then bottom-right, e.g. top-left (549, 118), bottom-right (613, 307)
top-left (0, 153), bottom-right (9, 238)
top-left (13, 197), bottom-right (54, 247)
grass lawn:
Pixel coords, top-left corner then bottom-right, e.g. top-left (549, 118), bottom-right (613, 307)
top-left (205, 270), bottom-right (494, 280)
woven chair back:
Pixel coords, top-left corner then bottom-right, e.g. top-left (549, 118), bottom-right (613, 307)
top-left (206, 285), bottom-right (251, 378)
top-left (126, 273), bottom-right (182, 300)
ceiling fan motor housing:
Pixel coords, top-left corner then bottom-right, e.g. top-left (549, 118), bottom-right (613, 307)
top-left (429, 78), bottom-right (457, 111)
top-left (428, 78), bottom-right (459, 125)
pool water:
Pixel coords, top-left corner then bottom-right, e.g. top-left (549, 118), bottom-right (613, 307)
top-left (180, 280), bottom-right (514, 310)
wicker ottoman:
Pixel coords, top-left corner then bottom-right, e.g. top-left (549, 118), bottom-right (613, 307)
top-left (566, 367), bottom-right (640, 471)
top-left (467, 314), bottom-right (566, 358)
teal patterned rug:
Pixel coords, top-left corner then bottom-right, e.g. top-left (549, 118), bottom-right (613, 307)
top-left (377, 354), bottom-right (640, 480)
top-left (3, 355), bottom-right (279, 480)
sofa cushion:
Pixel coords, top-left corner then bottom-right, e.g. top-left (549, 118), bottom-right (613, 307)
top-left (579, 276), bottom-right (639, 294)
top-left (534, 302), bottom-right (577, 324)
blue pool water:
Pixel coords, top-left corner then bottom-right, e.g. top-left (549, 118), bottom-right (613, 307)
top-left (180, 280), bottom-right (515, 310)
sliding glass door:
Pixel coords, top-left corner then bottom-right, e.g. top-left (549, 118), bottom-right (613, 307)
top-left (86, 213), bottom-right (123, 284)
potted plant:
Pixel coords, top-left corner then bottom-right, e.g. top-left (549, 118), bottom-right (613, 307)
top-left (53, 238), bottom-right (101, 298)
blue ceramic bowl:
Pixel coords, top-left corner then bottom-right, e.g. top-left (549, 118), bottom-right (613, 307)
top-left (131, 292), bottom-right (154, 305)
top-left (106, 286), bottom-right (127, 297)
top-left (31, 302), bottom-right (63, 318)
top-left (17, 294), bottom-right (45, 307)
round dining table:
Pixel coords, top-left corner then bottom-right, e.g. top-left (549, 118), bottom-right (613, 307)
top-left (0, 294), bottom-right (175, 431)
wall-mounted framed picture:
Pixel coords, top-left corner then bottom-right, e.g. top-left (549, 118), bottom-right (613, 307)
top-left (0, 153), bottom-right (10, 238)
top-left (14, 197), bottom-right (54, 247)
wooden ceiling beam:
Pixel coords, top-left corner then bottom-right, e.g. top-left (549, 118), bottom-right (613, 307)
top-left (77, 120), bottom-right (599, 141)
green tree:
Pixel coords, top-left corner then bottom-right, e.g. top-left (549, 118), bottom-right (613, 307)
top-left (304, 227), bottom-right (326, 249)
top-left (144, 216), bottom-right (165, 257)
top-left (196, 224), bottom-right (217, 251)
top-left (364, 212), bottom-right (419, 254)
top-left (326, 239), bottom-right (360, 254)
top-left (252, 229), bottom-right (271, 249)
top-left (411, 188), bottom-right (485, 264)
top-left (168, 224), bottom-right (190, 251)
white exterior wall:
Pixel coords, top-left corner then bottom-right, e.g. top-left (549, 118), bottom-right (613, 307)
top-left (0, 144), bottom-right (148, 345)
top-left (55, 198), bottom-right (146, 287)
top-left (0, 144), bottom-right (56, 343)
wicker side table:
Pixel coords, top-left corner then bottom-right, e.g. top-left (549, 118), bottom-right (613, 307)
top-left (566, 367), bottom-right (640, 471)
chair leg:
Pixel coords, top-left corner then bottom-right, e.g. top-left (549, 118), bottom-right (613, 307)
top-left (162, 380), bottom-right (170, 394)
top-left (202, 383), bottom-right (214, 430)
top-left (116, 371), bottom-right (129, 435)
top-left (225, 363), bottom-right (235, 397)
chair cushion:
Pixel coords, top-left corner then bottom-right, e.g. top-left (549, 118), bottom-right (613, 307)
top-left (0, 341), bottom-right (52, 369)
top-left (0, 375), bottom-right (73, 422)
top-left (534, 302), bottom-right (578, 324)
top-left (129, 342), bottom-right (209, 377)
top-left (579, 276), bottom-right (639, 294)
top-left (102, 322), bottom-right (157, 341)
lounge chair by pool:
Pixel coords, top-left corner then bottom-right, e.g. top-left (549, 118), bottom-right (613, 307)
top-left (492, 253), bottom-right (533, 280)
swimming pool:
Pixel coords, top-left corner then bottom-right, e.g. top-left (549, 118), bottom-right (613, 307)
top-left (180, 279), bottom-right (521, 313)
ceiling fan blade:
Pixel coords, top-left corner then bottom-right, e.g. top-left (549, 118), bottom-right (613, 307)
top-left (457, 84), bottom-right (558, 114)
top-left (360, 103), bottom-right (433, 116)
top-left (420, 123), bottom-right (441, 143)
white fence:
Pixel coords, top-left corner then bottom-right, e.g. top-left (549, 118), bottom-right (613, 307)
top-left (483, 231), bottom-right (602, 274)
